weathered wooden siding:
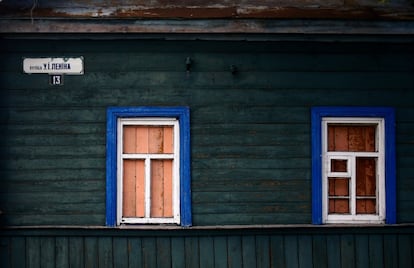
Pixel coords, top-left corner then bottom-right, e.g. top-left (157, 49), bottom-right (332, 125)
top-left (1, 227), bottom-right (414, 268)
top-left (1, 0), bottom-right (413, 20)
top-left (0, 39), bottom-right (414, 227)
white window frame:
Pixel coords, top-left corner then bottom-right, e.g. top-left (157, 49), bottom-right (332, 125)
top-left (322, 117), bottom-right (385, 224)
top-left (116, 117), bottom-right (181, 225)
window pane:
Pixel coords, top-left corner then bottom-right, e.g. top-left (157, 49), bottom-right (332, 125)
top-left (123, 160), bottom-right (145, 218)
top-left (123, 126), bottom-right (149, 153)
top-left (123, 126), bottom-right (174, 154)
top-left (328, 126), bottom-right (349, 151)
top-left (328, 125), bottom-right (376, 152)
top-left (329, 199), bottom-right (349, 214)
top-left (356, 157), bottom-right (377, 215)
top-left (331, 159), bottom-right (347, 172)
top-left (151, 160), bottom-right (173, 218)
top-left (163, 126), bottom-right (174, 154)
top-left (356, 199), bottom-right (376, 214)
top-left (356, 157), bottom-right (376, 197)
top-left (329, 178), bottom-right (349, 196)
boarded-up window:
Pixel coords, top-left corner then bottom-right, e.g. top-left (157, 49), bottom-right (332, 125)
top-left (322, 118), bottom-right (385, 224)
top-left (117, 119), bottom-right (180, 224)
top-left (312, 107), bottom-right (395, 225)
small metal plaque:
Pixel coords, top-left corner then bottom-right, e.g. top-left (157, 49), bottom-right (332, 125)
top-left (50, 74), bottom-right (64, 86)
top-left (23, 57), bottom-right (84, 75)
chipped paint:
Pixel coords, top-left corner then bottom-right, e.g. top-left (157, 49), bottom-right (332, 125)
top-left (0, 6), bottom-right (413, 20)
top-left (0, 0), bottom-right (413, 20)
top-left (0, 1), bottom-right (413, 33)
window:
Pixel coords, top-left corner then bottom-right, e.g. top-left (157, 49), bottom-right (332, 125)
top-left (106, 107), bottom-right (191, 227)
top-left (312, 107), bottom-right (396, 224)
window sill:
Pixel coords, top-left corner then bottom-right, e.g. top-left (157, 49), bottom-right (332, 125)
top-left (2, 224), bottom-right (414, 237)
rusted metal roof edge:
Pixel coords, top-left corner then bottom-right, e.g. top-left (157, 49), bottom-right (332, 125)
top-left (1, 18), bottom-right (414, 36)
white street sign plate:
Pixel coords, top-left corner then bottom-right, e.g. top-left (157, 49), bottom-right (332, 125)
top-left (23, 57), bottom-right (84, 75)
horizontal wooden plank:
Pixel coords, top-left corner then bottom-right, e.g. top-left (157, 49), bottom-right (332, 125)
top-left (2, 122), bottom-right (105, 135)
top-left (193, 191), bottom-right (309, 203)
top-left (192, 168), bottom-right (310, 181)
top-left (193, 145), bottom-right (309, 159)
top-left (193, 106), bottom-right (309, 124)
top-left (2, 87), bottom-right (414, 110)
top-left (1, 158), bottom-right (104, 170)
top-left (193, 178), bottom-right (310, 192)
top-left (192, 123), bottom-right (309, 135)
top-left (0, 145), bottom-right (105, 158)
top-left (0, 134), bottom-right (105, 147)
top-left (192, 157), bottom-right (310, 169)
top-left (397, 157), bottom-right (414, 168)
top-left (0, 169), bottom-right (105, 181)
top-left (0, 192), bottom-right (104, 204)
top-left (193, 202), bottom-right (310, 214)
top-left (0, 179), bottom-right (104, 193)
top-left (193, 212), bottom-right (311, 225)
top-left (3, 51), bottom-right (413, 73)
top-left (0, 108), bottom-right (106, 123)
top-left (2, 214), bottom-right (105, 226)
top-left (397, 108), bottom-right (414, 122)
top-left (2, 39), bottom-right (413, 54)
top-left (1, 71), bottom-right (413, 91)
top-left (192, 133), bottom-right (309, 147)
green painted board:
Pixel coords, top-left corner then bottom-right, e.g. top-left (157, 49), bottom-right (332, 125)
top-left (113, 237), bottom-right (128, 268)
top-left (256, 235), bottom-right (270, 268)
top-left (171, 237), bottom-right (185, 268)
top-left (241, 235), bottom-right (256, 268)
top-left (40, 238), bottom-right (55, 268)
top-left (341, 235), bottom-right (355, 268)
top-left (128, 238), bottom-right (143, 267)
top-left (84, 237), bottom-right (98, 268)
top-left (55, 237), bottom-right (69, 268)
top-left (213, 236), bottom-right (228, 268)
top-left (298, 235), bottom-right (313, 268)
top-left (11, 237), bottom-right (26, 268)
top-left (312, 235), bottom-right (327, 268)
top-left (156, 237), bottom-right (172, 268)
top-left (270, 235), bottom-right (285, 268)
top-left (185, 237), bottom-right (200, 268)
top-left (26, 237), bottom-right (40, 268)
top-left (227, 236), bottom-right (242, 268)
top-left (69, 237), bottom-right (84, 268)
top-left (142, 237), bottom-right (157, 268)
top-left (98, 237), bottom-right (113, 268)
top-left (284, 235), bottom-right (299, 268)
top-left (199, 236), bottom-right (214, 268)
top-left (355, 235), bottom-right (369, 268)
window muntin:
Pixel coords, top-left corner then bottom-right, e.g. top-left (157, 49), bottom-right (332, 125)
top-left (117, 118), bottom-right (180, 225)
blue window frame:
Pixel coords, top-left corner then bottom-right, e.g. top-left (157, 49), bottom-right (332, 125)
top-left (311, 107), bottom-right (396, 224)
top-left (106, 107), bottom-right (192, 227)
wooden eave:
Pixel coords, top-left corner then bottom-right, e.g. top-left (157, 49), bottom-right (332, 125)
top-left (1, 6), bottom-right (414, 36)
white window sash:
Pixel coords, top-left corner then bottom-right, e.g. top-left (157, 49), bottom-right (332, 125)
top-left (117, 118), bottom-right (180, 225)
top-left (322, 117), bottom-right (385, 224)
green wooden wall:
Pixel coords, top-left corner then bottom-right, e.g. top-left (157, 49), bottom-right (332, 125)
top-left (1, 227), bottom-right (414, 268)
top-left (0, 38), bottom-right (414, 226)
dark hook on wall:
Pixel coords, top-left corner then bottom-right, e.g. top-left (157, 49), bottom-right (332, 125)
top-left (230, 65), bottom-right (238, 75)
top-left (186, 57), bottom-right (192, 73)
